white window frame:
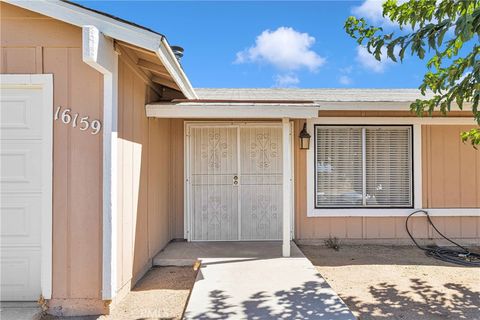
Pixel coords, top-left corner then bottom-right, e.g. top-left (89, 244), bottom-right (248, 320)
top-left (306, 117), bottom-right (480, 217)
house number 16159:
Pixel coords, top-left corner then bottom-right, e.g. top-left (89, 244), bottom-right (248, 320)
top-left (54, 106), bottom-right (102, 135)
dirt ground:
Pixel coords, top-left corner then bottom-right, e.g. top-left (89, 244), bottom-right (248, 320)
top-left (100, 266), bottom-right (196, 320)
top-left (40, 267), bottom-right (196, 320)
top-left (300, 244), bottom-right (480, 320)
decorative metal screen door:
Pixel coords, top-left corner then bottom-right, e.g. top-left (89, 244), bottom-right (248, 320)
top-left (188, 123), bottom-right (283, 241)
top-left (240, 125), bottom-right (282, 240)
top-left (190, 126), bottom-right (239, 240)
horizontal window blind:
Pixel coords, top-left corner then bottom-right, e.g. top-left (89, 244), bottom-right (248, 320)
top-left (365, 127), bottom-right (412, 207)
top-left (315, 127), bottom-right (363, 207)
top-left (315, 126), bottom-right (412, 208)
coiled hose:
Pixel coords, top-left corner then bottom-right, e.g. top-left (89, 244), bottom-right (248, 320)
top-left (406, 210), bottom-right (480, 267)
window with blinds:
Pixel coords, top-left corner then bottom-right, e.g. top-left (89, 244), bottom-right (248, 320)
top-left (315, 125), bottom-right (413, 208)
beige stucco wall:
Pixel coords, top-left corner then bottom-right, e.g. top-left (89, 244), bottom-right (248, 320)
top-left (1, 3), bottom-right (105, 315)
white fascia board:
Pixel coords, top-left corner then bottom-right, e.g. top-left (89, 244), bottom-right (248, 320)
top-left (317, 101), bottom-right (474, 111)
top-left (5, 0), bottom-right (161, 49)
top-left (157, 38), bottom-right (198, 99)
top-left (82, 26), bottom-right (118, 300)
top-left (311, 117), bottom-right (477, 125)
top-left (146, 103), bottom-right (320, 119)
top-left (5, 0), bottom-right (197, 99)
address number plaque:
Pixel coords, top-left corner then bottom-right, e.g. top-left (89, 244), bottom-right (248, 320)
top-left (54, 106), bottom-right (102, 135)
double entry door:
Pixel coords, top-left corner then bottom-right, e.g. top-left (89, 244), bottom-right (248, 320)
top-left (188, 123), bottom-right (283, 241)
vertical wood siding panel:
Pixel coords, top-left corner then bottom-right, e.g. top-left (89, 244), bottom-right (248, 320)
top-left (441, 217), bottom-right (462, 238)
top-left (0, 47), bottom-right (5, 73)
top-left (394, 217), bottom-right (409, 239)
top-left (460, 217), bottom-right (477, 238)
top-left (3, 47), bottom-right (37, 73)
top-left (67, 48), bottom-right (103, 298)
top-left (423, 125), bottom-right (480, 208)
top-left (345, 218), bottom-right (363, 238)
top-left (329, 218), bottom-right (347, 238)
top-left (147, 119), bottom-right (159, 256)
top-left (364, 218), bottom-right (377, 238)
top-left (121, 61), bottom-right (134, 286)
top-left (421, 125), bottom-right (430, 208)
top-left (116, 61), bottom-right (125, 290)
top-left (169, 119), bottom-right (184, 239)
top-left (377, 218), bottom-right (396, 239)
top-left (294, 120), bottom-right (312, 239)
top-left (443, 127), bottom-right (461, 206)
top-left (429, 126), bottom-right (446, 207)
top-left (459, 130), bottom-right (478, 207)
top-left (132, 75), bottom-right (149, 279)
top-left (410, 216), bottom-right (430, 239)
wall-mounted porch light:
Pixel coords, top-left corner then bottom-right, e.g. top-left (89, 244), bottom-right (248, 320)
top-left (299, 123), bottom-right (311, 150)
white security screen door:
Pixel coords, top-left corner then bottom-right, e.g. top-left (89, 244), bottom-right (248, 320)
top-left (190, 126), bottom-right (239, 240)
top-left (188, 123), bottom-right (283, 241)
top-left (240, 125), bottom-right (282, 240)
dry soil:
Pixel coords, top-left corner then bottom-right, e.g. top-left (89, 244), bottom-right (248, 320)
top-left (300, 244), bottom-right (480, 320)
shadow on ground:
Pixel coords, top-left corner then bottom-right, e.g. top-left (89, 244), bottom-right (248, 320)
top-left (342, 279), bottom-right (480, 320)
top-left (187, 278), bottom-right (354, 320)
top-left (300, 244), bottom-right (480, 267)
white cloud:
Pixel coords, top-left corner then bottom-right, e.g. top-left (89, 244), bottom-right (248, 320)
top-left (339, 66), bottom-right (353, 74)
top-left (355, 46), bottom-right (392, 73)
top-left (338, 75), bottom-right (353, 85)
top-left (273, 74), bottom-right (300, 88)
top-left (352, 0), bottom-right (407, 26)
top-left (235, 27), bottom-right (326, 72)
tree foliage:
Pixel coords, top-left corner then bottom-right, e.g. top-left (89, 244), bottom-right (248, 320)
top-left (345, 0), bottom-right (480, 146)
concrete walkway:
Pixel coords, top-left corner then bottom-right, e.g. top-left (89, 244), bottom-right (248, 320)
top-left (154, 241), bottom-right (355, 320)
top-left (0, 302), bottom-right (41, 320)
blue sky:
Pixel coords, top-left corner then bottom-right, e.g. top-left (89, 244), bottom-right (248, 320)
top-left (75, 1), bottom-right (430, 89)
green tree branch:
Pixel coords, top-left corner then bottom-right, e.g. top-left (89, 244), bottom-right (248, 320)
top-left (345, 0), bottom-right (480, 146)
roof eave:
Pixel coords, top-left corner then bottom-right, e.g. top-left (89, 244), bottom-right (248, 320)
top-left (4, 0), bottom-right (197, 99)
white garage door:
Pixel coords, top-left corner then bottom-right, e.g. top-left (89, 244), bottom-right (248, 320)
top-left (0, 75), bottom-right (52, 301)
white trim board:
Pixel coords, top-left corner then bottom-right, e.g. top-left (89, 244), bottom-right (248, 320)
top-left (305, 117), bottom-right (479, 217)
top-left (313, 117), bottom-right (477, 125)
top-left (146, 103), bottom-right (320, 119)
top-left (82, 26), bottom-right (118, 300)
top-left (307, 208), bottom-right (480, 217)
top-left (4, 0), bottom-right (197, 99)
top-left (316, 101), bottom-right (474, 111)
top-left (0, 74), bottom-right (53, 299)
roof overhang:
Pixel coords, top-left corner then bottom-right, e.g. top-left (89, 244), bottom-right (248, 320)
top-left (315, 101), bottom-right (473, 111)
top-left (146, 99), bottom-right (473, 119)
top-left (146, 101), bottom-right (320, 119)
top-left (4, 0), bottom-right (197, 99)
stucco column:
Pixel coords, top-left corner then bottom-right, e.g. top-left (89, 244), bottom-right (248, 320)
top-left (282, 118), bottom-right (292, 257)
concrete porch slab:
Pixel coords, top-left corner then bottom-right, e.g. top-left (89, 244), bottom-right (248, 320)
top-left (153, 241), bottom-right (304, 266)
top-left (155, 241), bottom-right (355, 319)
